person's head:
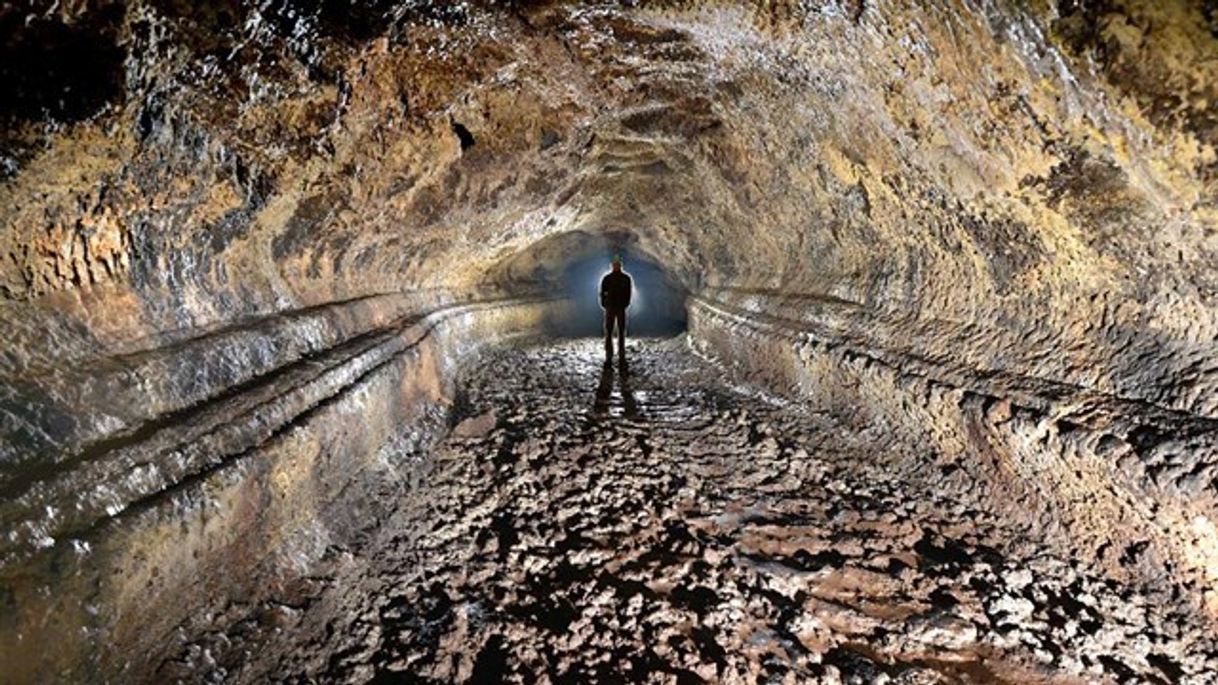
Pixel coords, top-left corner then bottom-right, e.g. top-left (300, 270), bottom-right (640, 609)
top-left (611, 254), bottom-right (623, 272)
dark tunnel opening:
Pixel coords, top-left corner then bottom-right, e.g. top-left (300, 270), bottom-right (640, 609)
top-left (543, 249), bottom-right (688, 339)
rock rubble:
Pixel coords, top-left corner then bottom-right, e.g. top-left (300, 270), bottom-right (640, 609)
top-left (161, 339), bottom-right (1217, 683)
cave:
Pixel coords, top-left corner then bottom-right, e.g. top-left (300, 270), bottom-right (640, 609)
top-left (2, 0), bottom-right (1218, 682)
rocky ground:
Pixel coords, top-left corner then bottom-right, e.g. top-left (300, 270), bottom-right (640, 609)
top-left (160, 338), bottom-right (1216, 684)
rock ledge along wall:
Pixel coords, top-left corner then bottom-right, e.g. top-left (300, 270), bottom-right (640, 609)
top-left (686, 289), bottom-right (1218, 621)
top-left (0, 296), bottom-right (553, 681)
top-left (2, 0), bottom-right (1218, 680)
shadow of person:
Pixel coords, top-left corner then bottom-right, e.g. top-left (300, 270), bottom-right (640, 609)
top-left (593, 361), bottom-right (613, 414)
top-left (619, 361), bottom-right (639, 419)
top-left (591, 359), bottom-right (640, 419)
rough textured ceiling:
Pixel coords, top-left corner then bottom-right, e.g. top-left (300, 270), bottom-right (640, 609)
top-left (3, 0), bottom-right (1217, 412)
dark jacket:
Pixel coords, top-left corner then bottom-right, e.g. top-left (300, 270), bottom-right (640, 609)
top-left (600, 271), bottom-right (632, 310)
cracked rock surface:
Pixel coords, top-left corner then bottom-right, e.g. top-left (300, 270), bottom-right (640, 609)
top-left (161, 339), bottom-right (1216, 684)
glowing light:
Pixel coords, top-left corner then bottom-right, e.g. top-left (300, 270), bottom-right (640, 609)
top-left (554, 249), bottom-right (685, 338)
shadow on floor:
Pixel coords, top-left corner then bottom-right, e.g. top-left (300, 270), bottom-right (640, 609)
top-left (593, 358), bottom-right (639, 419)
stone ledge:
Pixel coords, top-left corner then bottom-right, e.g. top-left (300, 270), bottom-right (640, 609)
top-left (688, 294), bottom-right (1218, 618)
top-left (0, 297), bottom-right (553, 682)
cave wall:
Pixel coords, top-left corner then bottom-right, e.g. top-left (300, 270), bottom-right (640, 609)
top-left (0, 297), bottom-right (551, 680)
top-left (687, 293), bottom-right (1218, 619)
top-left (2, 0), bottom-right (1217, 679)
top-left (7, 0), bottom-right (1214, 408)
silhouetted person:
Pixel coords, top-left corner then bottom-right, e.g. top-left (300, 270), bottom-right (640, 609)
top-left (600, 255), bottom-right (632, 363)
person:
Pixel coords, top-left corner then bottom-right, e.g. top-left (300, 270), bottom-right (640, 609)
top-left (600, 254), bottom-right (632, 363)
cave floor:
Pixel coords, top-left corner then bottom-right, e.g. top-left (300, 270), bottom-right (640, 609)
top-left (162, 338), bottom-right (1211, 684)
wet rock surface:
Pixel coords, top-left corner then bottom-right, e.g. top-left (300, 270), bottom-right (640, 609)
top-left (162, 339), bottom-right (1217, 683)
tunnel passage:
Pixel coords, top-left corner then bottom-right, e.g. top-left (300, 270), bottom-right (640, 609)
top-left (2, 0), bottom-right (1218, 682)
top-left (491, 230), bottom-right (688, 339)
top-left (548, 249), bottom-right (687, 338)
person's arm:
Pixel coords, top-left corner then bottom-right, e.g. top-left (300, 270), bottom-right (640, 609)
top-left (600, 276), bottom-right (609, 308)
top-left (625, 275), bottom-right (632, 307)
